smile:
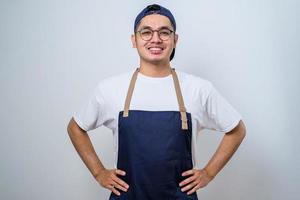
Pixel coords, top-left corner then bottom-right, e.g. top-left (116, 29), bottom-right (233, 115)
top-left (148, 47), bottom-right (164, 50)
top-left (147, 47), bottom-right (164, 54)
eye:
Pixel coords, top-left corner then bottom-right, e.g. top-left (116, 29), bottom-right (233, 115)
top-left (140, 29), bottom-right (152, 36)
top-left (159, 29), bottom-right (172, 36)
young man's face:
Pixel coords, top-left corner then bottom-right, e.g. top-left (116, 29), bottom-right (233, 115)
top-left (131, 14), bottom-right (178, 64)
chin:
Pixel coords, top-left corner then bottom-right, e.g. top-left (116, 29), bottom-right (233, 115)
top-left (146, 57), bottom-right (168, 64)
top-left (146, 54), bottom-right (169, 62)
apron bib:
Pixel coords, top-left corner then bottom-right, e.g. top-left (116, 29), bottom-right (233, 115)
top-left (109, 68), bottom-right (198, 200)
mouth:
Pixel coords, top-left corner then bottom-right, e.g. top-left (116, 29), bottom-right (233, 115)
top-left (147, 46), bottom-right (164, 55)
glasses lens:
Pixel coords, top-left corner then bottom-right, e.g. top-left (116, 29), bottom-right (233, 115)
top-left (159, 29), bottom-right (172, 40)
top-left (139, 29), bottom-right (153, 41)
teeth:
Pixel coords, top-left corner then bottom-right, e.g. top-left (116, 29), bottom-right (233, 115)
top-left (149, 47), bottom-right (163, 50)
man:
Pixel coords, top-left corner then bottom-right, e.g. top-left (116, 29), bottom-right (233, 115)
top-left (67, 4), bottom-right (246, 200)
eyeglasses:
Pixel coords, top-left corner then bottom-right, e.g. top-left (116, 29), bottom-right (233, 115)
top-left (136, 28), bottom-right (174, 41)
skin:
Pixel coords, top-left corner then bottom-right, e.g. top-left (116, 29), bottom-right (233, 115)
top-left (67, 13), bottom-right (246, 196)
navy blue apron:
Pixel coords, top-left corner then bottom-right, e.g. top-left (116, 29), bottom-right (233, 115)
top-left (109, 68), bottom-right (198, 200)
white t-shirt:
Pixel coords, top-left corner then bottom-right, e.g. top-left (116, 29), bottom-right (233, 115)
top-left (73, 68), bottom-right (242, 169)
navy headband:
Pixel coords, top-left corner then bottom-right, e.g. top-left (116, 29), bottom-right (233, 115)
top-left (134, 4), bottom-right (176, 32)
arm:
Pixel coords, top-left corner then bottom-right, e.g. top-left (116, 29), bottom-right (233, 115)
top-left (180, 120), bottom-right (246, 194)
top-left (67, 117), bottom-right (106, 178)
top-left (203, 119), bottom-right (246, 178)
top-left (67, 117), bottom-right (129, 196)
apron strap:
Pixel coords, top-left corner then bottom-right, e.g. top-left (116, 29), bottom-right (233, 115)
top-left (123, 67), bottom-right (140, 117)
top-left (171, 68), bottom-right (188, 130)
top-left (123, 67), bottom-right (188, 130)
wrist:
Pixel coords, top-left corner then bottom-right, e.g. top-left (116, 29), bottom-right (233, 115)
top-left (93, 167), bottom-right (106, 179)
top-left (203, 168), bottom-right (216, 180)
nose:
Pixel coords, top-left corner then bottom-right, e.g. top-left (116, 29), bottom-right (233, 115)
top-left (151, 31), bottom-right (162, 42)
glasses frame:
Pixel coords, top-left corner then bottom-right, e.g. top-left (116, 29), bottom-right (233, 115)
top-left (136, 28), bottom-right (175, 41)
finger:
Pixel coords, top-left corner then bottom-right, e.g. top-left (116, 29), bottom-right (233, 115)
top-left (194, 184), bottom-right (202, 190)
top-left (115, 169), bottom-right (126, 176)
top-left (182, 169), bottom-right (196, 177)
top-left (197, 179), bottom-right (209, 188)
top-left (181, 181), bottom-right (197, 192)
top-left (112, 169), bottom-right (129, 189)
top-left (111, 187), bottom-right (121, 196)
top-left (179, 175), bottom-right (197, 187)
top-left (112, 176), bottom-right (129, 192)
top-left (105, 182), bottom-right (115, 190)
top-left (187, 184), bottom-right (198, 195)
top-left (112, 183), bottom-right (128, 193)
top-left (107, 183), bottom-right (121, 196)
top-left (114, 177), bottom-right (129, 189)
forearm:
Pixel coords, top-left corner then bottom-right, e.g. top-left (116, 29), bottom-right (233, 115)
top-left (67, 118), bottom-right (106, 178)
top-left (203, 120), bottom-right (246, 179)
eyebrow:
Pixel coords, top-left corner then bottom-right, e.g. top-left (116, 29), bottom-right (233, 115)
top-left (139, 25), bottom-right (173, 30)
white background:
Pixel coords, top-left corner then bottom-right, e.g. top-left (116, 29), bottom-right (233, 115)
top-left (1, 0), bottom-right (299, 199)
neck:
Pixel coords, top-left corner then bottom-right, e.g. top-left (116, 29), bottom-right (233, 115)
top-left (139, 60), bottom-right (172, 77)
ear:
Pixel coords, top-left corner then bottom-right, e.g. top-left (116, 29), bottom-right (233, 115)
top-left (173, 33), bottom-right (179, 48)
top-left (131, 34), bottom-right (137, 48)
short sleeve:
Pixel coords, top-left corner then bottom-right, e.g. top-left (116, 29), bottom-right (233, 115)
top-left (202, 82), bottom-right (242, 133)
top-left (73, 83), bottom-right (107, 132)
